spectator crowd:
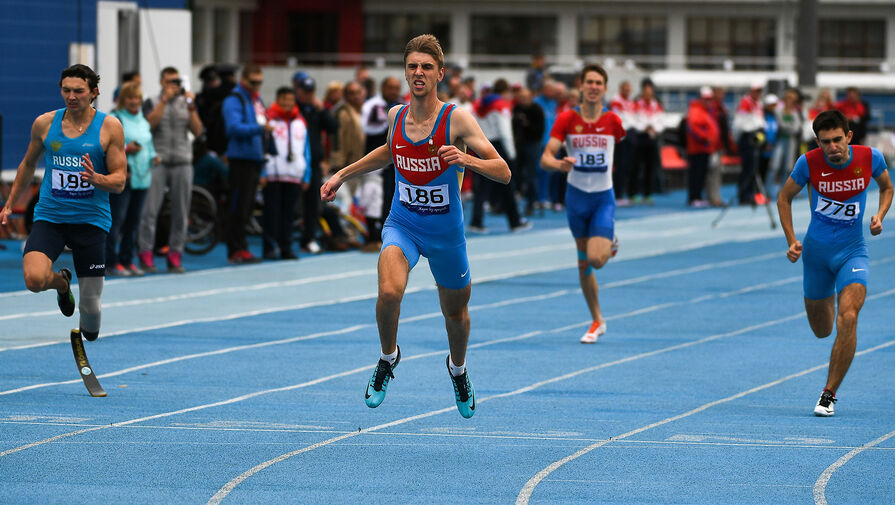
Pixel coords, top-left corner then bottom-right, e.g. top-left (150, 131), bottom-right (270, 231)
top-left (95, 56), bottom-right (877, 276)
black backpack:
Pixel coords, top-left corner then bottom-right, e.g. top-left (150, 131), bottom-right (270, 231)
top-left (204, 92), bottom-right (245, 155)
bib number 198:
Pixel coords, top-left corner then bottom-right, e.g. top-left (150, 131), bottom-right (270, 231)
top-left (51, 169), bottom-right (94, 199)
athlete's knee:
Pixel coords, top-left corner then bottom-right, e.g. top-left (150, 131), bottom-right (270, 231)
top-left (23, 269), bottom-right (49, 292)
top-left (378, 283), bottom-right (404, 308)
top-left (837, 307), bottom-right (860, 329)
top-left (587, 254), bottom-right (608, 270)
top-left (78, 277), bottom-right (104, 333)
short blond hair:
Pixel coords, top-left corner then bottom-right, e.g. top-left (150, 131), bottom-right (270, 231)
top-left (116, 81), bottom-right (142, 109)
top-left (403, 34), bottom-right (444, 69)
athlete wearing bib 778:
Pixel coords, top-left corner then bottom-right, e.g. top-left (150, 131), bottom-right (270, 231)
top-left (320, 35), bottom-right (511, 418)
top-left (540, 64), bottom-right (624, 344)
top-left (777, 109), bottom-right (892, 417)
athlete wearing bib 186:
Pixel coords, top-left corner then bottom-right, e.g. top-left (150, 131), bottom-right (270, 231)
top-left (541, 64), bottom-right (625, 344)
top-left (321, 35), bottom-right (511, 419)
top-left (777, 109), bottom-right (892, 417)
top-left (0, 64), bottom-right (126, 344)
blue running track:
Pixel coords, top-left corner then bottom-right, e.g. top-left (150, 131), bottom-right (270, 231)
top-left (1, 188), bottom-right (893, 504)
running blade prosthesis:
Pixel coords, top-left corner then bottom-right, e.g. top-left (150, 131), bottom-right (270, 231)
top-left (70, 329), bottom-right (106, 397)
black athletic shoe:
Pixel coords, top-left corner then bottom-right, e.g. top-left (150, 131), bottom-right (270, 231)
top-left (364, 346), bottom-right (400, 408)
top-left (57, 268), bottom-right (75, 317)
top-left (814, 390), bottom-right (837, 417)
top-left (446, 356), bottom-right (476, 419)
top-left (81, 328), bottom-right (99, 342)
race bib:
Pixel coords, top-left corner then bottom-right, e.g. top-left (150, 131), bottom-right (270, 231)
top-left (815, 196), bottom-right (860, 222)
top-left (574, 151), bottom-right (609, 172)
top-left (51, 168), bottom-right (94, 199)
top-left (398, 181), bottom-right (450, 215)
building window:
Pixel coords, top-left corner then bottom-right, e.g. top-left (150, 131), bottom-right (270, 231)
top-left (365, 13), bottom-right (451, 62)
top-left (285, 12), bottom-right (340, 65)
top-left (818, 19), bottom-right (885, 72)
top-left (578, 16), bottom-right (667, 70)
top-left (470, 15), bottom-right (556, 67)
top-left (687, 17), bottom-right (776, 70)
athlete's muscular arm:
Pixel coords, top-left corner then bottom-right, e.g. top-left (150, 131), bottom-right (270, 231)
top-left (540, 137), bottom-right (575, 173)
top-left (83, 115), bottom-right (126, 193)
top-left (0, 113), bottom-right (52, 225)
top-left (870, 170), bottom-right (893, 235)
top-left (777, 177), bottom-right (804, 262)
top-left (321, 108), bottom-right (398, 202)
top-left (440, 107), bottom-right (510, 184)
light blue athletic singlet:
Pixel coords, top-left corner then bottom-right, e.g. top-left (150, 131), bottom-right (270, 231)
top-left (34, 108), bottom-right (111, 231)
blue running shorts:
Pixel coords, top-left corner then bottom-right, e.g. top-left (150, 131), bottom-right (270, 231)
top-left (565, 185), bottom-right (615, 239)
top-left (801, 235), bottom-right (869, 300)
top-left (381, 223), bottom-right (471, 290)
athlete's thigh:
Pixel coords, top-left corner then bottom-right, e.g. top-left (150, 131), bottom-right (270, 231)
top-left (381, 224), bottom-right (421, 271)
top-left (833, 247), bottom-right (869, 295)
top-left (426, 240), bottom-right (470, 290)
top-left (801, 237), bottom-right (836, 300)
top-left (65, 224), bottom-right (108, 278)
top-left (23, 220), bottom-right (67, 263)
top-left (564, 186), bottom-right (596, 239)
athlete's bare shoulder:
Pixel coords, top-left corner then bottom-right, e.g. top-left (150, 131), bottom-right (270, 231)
top-left (30, 111), bottom-right (57, 141)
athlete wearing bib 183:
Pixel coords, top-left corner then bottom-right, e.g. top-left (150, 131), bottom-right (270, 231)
top-left (541, 64), bottom-right (624, 344)
top-left (321, 34), bottom-right (511, 419)
top-left (777, 109), bottom-right (892, 417)
top-left (0, 64), bottom-right (126, 344)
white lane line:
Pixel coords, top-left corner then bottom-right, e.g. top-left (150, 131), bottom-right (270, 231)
top-left (206, 308), bottom-right (823, 504)
top-left (0, 246), bottom-right (778, 352)
top-left (515, 288), bottom-right (895, 505)
top-left (0, 250), bottom-right (793, 395)
top-left (813, 428), bottom-right (895, 505)
top-left (0, 290), bottom-right (570, 396)
top-left (0, 273), bottom-right (803, 459)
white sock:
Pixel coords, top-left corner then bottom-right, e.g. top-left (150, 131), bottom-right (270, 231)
top-left (381, 348), bottom-right (398, 365)
top-left (449, 357), bottom-right (466, 377)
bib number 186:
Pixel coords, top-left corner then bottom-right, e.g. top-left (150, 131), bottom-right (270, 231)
top-left (398, 181), bottom-right (450, 215)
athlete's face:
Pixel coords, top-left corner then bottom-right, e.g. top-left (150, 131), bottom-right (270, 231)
top-left (816, 127), bottom-right (853, 164)
top-left (60, 77), bottom-right (97, 110)
top-left (579, 71), bottom-right (606, 106)
top-left (404, 52), bottom-right (443, 97)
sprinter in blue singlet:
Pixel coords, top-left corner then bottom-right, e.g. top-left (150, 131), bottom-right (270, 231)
top-left (0, 64), bottom-right (126, 342)
top-left (321, 35), bottom-right (511, 419)
top-left (777, 109), bottom-right (892, 417)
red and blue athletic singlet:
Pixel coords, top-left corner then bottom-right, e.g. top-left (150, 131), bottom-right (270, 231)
top-left (388, 103), bottom-right (464, 244)
top-left (789, 145), bottom-right (888, 298)
top-left (34, 109), bottom-right (111, 231)
top-left (384, 103), bottom-right (470, 289)
top-left (791, 145), bottom-right (886, 242)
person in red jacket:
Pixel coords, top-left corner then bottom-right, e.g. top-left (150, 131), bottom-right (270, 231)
top-left (835, 87), bottom-right (871, 145)
top-left (686, 87), bottom-right (721, 207)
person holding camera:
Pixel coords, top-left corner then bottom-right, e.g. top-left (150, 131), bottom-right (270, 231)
top-left (137, 66), bottom-right (202, 273)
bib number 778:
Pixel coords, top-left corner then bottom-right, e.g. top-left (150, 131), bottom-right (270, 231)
top-left (815, 197), bottom-right (859, 221)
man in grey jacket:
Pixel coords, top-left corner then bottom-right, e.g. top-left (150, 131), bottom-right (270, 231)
top-left (137, 66), bottom-right (202, 273)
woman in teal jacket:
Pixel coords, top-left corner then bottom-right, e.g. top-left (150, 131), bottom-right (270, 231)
top-left (106, 81), bottom-right (158, 276)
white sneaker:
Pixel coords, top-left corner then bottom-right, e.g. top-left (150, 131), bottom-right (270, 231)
top-left (580, 321), bottom-right (606, 344)
top-left (814, 390), bottom-right (836, 417)
top-left (306, 240), bottom-right (322, 254)
top-left (610, 234), bottom-right (619, 258)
